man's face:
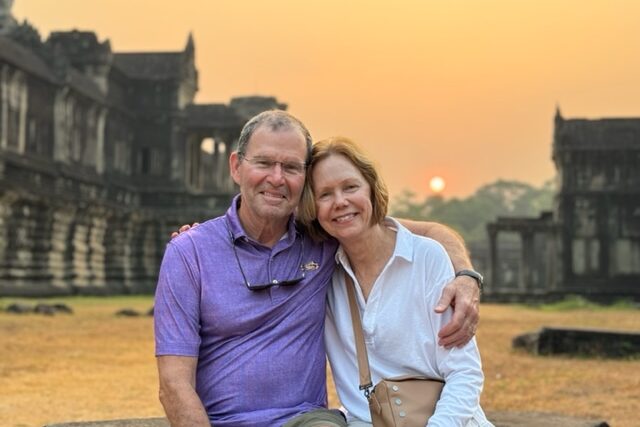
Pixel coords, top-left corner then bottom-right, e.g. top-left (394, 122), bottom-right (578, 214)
top-left (230, 126), bottom-right (308, 227)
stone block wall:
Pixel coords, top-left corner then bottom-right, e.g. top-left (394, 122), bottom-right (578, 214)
top-left (0, 193), bottom-right (166, 296)
top-left (0, 156), bottom-right (231, 296)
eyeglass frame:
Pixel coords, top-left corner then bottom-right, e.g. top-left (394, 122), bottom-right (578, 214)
top-left (238, 153), bottom-right (308, 176)
top-left (225, 220), bottom-right (306, 291)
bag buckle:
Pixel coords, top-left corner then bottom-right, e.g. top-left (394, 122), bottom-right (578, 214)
top-left (360, 382), bottom-right (373, 399)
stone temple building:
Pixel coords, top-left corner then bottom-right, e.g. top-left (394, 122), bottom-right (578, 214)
top-left (0, 3), bottom-right (285, 296)
top-left (486, 109), bottom-right (640, 302)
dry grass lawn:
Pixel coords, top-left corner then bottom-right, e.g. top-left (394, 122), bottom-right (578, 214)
top-left (0, 297), bottom-right (638, 427)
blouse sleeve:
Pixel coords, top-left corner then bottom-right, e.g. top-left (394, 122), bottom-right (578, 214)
top-left (422, 241), bottom-right (485, 427)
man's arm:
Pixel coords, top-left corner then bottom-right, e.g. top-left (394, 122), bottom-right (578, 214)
top-left (397, 219), bottom-right (480, 349)
top-left (170, 223), bottom-right (199, 239)
top-left (158, 355), bottom-right (211, 427)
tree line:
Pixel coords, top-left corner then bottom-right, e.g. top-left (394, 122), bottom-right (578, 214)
top-left (391, 179), bottom-right (555, 245)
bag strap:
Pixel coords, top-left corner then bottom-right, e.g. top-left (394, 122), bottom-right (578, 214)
top-left (343, 269), bottom-right (374, 398)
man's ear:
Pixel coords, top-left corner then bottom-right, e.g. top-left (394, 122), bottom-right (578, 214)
top-left (230, 151), bottom-right (241, 185)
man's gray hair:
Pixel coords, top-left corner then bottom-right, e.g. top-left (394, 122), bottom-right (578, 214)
top-left (237, 110), bottom-right (313, 162)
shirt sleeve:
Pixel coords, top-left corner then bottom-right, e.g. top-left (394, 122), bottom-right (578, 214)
top-left (154, 241), bottom-right (202, 357)
top-left (423, 243), bottom-right (485, 427)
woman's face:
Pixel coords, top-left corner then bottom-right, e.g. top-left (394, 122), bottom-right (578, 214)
top-left (311, 154), bottom-right (373, 243)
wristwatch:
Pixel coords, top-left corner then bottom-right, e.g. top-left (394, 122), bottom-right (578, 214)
top-left (455, 269), bottom-right (483, 289)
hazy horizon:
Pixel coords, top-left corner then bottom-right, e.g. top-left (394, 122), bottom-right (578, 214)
top-left (12, 0), bottom-right (640, 199)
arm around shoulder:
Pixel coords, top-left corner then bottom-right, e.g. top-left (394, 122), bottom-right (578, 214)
top-left (397, 217), bottom-right (480, 348)
top-left (396, 218), bottom-right (471, 271)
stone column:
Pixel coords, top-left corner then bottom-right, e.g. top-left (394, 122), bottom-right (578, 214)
top-left (487, 226), bottom-right (499, 293)
top-left (224, 136), bottom-right (238, 191)
top-left (0, 65), bottom-right (7, 148)
top-left (546, 228), bottom-right (558, 291)
top-left (49, 204), bottom-right (75, 293)
top-left (88, 207), bottom-right (108, 290)
top-left (53, 88), bottom-right (69, 162)
top-left (17, 72), bottom-right (27, 153)
top-left (0, 193), bottom-right (13, 284)
top-left (96, 107), bottom-right (107, 174)
top-left (520, 231), bottom-right (535, 291)
top-left (215, 135), bottom-right (229, 191)
top-left (71, 210), bottom-right (91, 292)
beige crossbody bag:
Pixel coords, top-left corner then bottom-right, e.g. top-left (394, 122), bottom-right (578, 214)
top-left (343, 271), bottom-right (444, 427)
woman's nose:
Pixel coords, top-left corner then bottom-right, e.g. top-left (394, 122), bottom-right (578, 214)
top-left (334, 192), bottom-right (348, 207)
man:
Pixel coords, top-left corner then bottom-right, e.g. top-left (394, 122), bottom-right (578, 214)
top-left (155, 110), bottom-right (482, 427)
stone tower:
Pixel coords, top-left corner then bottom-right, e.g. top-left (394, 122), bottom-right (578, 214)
top-left (0, 0), bottom-right (16, 35)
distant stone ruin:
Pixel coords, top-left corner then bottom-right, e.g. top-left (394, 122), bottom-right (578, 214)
top-left (486, 109), bottom-right (640, 303)
top-left (0, 3), bottom-right (285, 296)
top-left (513, 326), bottom-right (640, 358)
top-left (5, 301), bottom-right (73, 315)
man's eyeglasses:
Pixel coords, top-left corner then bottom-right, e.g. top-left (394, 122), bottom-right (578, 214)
top-left (240, 155), bottom-right (307, 176)
top-left (227, 222), bottom-right (306, 291)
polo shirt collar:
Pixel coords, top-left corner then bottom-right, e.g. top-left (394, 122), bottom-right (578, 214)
top-left (224, 194), bottom-right (298, 246)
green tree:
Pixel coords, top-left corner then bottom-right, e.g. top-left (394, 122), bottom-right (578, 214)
top-left (391, 179), bottom-right (554, 244)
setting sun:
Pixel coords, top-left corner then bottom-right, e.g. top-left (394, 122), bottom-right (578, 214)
top-left (429, 176), bottom-right (446, 193)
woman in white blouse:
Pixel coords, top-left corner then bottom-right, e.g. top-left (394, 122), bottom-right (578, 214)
top-left (298, 136), bottom-right (492, 427)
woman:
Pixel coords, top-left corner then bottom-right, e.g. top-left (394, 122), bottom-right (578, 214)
top-left (298, 136), bottom-right (492, 426)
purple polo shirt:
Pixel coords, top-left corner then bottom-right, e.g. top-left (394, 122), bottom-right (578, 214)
top-left (154, 195), bottom-right (337, 427)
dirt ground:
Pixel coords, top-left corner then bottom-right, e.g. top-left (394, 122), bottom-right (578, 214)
top-left (0, 297), bottom-right (638, 427)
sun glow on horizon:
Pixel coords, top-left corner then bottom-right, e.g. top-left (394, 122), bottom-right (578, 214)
top-left (12, 0), bottom-right (639, 197)
top-left (429, 176), bottom-right (446, 194)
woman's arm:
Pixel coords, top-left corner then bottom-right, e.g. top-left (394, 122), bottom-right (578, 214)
top-left (421, 245), bottom-right (486, 427)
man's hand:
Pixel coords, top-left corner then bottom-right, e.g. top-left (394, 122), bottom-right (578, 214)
top-left (434, 275), bottom-right (480, 348)
top-left (170, 222), bottom-right (200, 239)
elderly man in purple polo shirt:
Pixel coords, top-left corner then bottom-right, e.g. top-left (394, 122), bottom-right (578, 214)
top-left (154, 110), bottom-right (481, 427)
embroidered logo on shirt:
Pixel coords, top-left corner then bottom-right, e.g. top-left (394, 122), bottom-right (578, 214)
top-left (302, 261), bottom-right (319, 271)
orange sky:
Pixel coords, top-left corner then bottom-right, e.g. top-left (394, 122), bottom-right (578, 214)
top-left (11, 0), bottom-right (640, 200)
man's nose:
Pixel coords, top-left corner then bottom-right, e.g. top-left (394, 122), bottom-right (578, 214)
top-left (266, 162), bottom-right (285, 182)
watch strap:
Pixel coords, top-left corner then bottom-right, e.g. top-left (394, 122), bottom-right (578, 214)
top-left (455, 269), bottom-right (483, 289)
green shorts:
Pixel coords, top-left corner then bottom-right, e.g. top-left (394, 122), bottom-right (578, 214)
top-left (282, 408), bottom-right (347, 427)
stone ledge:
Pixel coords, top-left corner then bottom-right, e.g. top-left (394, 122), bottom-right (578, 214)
top-left (44, 419), bottom-right (169, 427)
top-left (43, 412), bottom-right (610, 427)
top-left (487, 411), bottom-right (609, 426)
